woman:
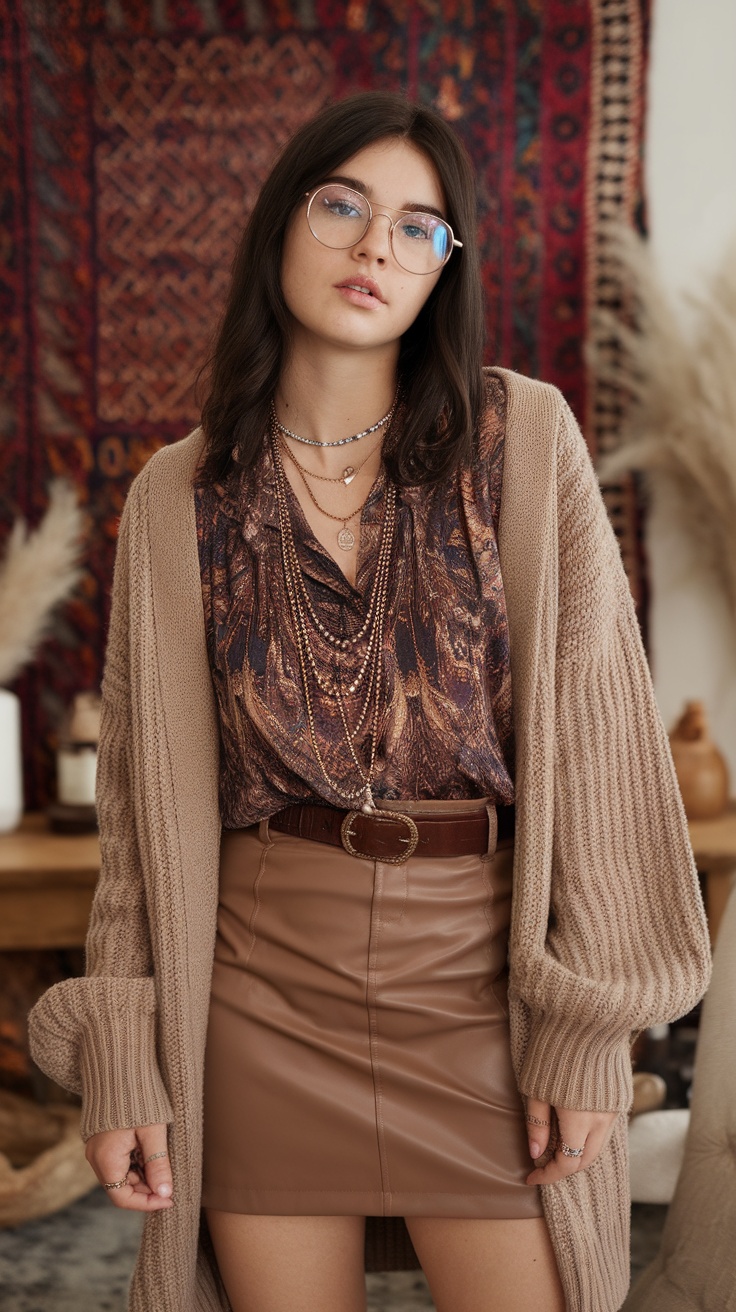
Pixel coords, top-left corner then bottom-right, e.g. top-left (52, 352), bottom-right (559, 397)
top-left (28, 92), bottom-right (710, 1312)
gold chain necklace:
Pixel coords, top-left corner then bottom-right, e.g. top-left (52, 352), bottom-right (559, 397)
top-left (272, 437), bottom-right (388, 653)
top-left (270, 428), bottom-right (396, 813)
top-left (278, 436), bottom-right (377, 552)
top-left (282, 437), bottom-right (380, 487)
top-left (274, 471), bottom-right (394, 808)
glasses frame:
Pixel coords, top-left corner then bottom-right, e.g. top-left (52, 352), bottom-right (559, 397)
top-left (304, 184), bottom-right (463, 275)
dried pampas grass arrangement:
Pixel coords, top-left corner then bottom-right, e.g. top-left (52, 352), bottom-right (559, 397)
top-left (589, 222), bottom-right (736, 626)
top-left (0, 480), bottom-right (86, 687)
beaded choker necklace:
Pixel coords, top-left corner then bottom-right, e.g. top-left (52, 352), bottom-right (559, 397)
top-left (270, 392), bottom-right (398, 448)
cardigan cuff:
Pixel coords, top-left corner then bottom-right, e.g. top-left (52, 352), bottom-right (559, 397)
top-left (78, 1002), bottom-right (174, 1142)
top-left (28, 975), bottom-right (174, 1141)
top-left (517, 1011), bottom-right (635, 1113)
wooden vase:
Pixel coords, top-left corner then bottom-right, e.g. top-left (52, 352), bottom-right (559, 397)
top-left (669, 700), bottom-right (730, 820)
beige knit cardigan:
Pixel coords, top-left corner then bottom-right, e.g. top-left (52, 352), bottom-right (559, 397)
top-left (28, 367), bottom-right (711, 1312)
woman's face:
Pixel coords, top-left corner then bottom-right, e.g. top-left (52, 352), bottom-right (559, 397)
top-left (280, 137), bottom-right (448, 359)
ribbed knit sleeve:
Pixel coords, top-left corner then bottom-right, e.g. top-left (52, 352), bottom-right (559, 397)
top-left (512, 398), bottom-right (712, 1113)
top-left (27, 485), bottom-right (175, 1142)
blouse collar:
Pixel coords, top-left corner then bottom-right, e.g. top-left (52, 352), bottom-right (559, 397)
top-left (211, 437), bottom-right (390, 602)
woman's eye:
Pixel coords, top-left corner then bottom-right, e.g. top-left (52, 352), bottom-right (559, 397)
top-left (400, 221), bottom-right (431, 241)
top-left (325, 199), bottom-right (362, 218)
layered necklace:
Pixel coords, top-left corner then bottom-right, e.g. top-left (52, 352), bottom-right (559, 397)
top-left (269, 406), bottom-right (397, 814)
top-left (278, 437), bottom-right (381, 552)
top-left (269, 395), bottom-right (397, 551)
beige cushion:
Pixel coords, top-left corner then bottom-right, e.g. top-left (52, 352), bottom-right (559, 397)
top-left (628, 1109), bottom-right (689, 1204)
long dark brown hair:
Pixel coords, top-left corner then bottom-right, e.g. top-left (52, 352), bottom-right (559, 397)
top-left (197, 91), bottom-right (485, 488)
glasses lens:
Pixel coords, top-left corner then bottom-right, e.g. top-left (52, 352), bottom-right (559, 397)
top-left (392, 214), bottom-right (452, 274)
top-left (308, 185), bottom-right (370, 249)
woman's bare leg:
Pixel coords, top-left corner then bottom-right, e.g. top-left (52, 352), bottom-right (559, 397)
top-left (203, 1210), bottom-right (367, 1312)
top-left (404, 1216), bottom-right (565, 1312)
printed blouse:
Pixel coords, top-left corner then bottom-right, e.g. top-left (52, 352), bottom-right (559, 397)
top-left (193, 372), bottom-right (514, 827)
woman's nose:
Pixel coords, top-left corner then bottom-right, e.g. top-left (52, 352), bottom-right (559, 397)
top-left (354, 210), bottom-right (393, 263)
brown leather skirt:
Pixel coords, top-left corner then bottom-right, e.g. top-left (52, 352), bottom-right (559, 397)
top-left (200, 797), bottom-right (542, 1219)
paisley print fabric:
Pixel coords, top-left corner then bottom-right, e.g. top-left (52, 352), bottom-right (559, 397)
top-left (193, 373), bottom-right (514, 827)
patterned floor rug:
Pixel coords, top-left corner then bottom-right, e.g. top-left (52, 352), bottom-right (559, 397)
top-left (0, 1185), bottom-right (666, 1311)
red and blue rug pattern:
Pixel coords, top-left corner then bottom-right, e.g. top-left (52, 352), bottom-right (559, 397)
top-left (1, 0), bottom-right (651, 812)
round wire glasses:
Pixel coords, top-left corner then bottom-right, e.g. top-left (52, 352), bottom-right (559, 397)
top-left (305, 183), bottom-right (463, 276)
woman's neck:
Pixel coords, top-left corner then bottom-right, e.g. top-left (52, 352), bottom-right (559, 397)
top-left (275, 344), bottom-right (398, 467)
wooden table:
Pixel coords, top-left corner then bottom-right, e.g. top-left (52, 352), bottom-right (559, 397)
top-left (1, 806), bottom-right (735, 951)
top-left (687, 801), bottom-right (736, 946)
top-left (0, 813), bottom-right (99, 950)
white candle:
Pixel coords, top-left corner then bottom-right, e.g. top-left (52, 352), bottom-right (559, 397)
top-left (57, 746), bottom-right (97, 806)
top-left (0, 689), bottom-right (23, 831)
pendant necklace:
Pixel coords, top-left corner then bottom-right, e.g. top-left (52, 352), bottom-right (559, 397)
top-left (278, 434), bottom-right (382, 552)
top-left (282, 437), bottom-right (381, 489)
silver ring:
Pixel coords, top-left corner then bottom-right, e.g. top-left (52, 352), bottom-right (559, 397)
top-left (559, 1140), bottom-right (585, 1159)
top-left (145, 1151), bottom-right (168, 1162)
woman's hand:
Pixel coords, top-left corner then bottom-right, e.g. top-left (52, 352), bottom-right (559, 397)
top-left (524, 1097), bottom-right (618, 1186)
top-left (85, 1124), bottom-right (174, 1210)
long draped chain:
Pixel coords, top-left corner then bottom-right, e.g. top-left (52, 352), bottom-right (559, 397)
top-left (269, 421), bottom-right (397, 813)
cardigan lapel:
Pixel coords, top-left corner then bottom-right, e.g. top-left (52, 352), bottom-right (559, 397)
top-left (491, 366), bottom-right (561, 989)
top-left (493, 365), bottom-right (559, 782)
top-left (145, 426), bottom-right (222, 1054)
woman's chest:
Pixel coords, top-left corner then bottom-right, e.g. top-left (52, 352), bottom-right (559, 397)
top-left (198, 463), bottom-right (508, 701)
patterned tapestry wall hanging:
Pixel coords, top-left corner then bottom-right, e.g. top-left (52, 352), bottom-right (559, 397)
top-left (1, 0), bottom-right (651, 814)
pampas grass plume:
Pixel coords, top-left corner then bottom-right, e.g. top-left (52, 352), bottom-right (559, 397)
top-left (0, 479), bottom-right (86, 687)
top-left (589, 222), bottom-right (736, 624)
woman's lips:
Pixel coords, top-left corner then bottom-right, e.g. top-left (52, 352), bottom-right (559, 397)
top-left (334, 279), bottom-right (384, 309)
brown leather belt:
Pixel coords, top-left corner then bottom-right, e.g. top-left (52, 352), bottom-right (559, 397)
top-left (268, 802), bottom-right (515, 865)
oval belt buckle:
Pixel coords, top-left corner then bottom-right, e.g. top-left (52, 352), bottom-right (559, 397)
top-left (340, 809), bottom-right (420, 864)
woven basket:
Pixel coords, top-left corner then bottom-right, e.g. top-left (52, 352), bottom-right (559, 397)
top-left (0, 1088), bottom-right (96, 1228)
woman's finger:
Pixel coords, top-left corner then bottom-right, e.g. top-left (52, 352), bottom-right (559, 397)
top-left (102, 1168), bottom-right (174, 1211)
top-left (526, 1129), bottom-right (589, 1186)
top-left (126, 1144), bottom-right (155, 1196)
top-left (136, 1124), bottom-right (174, 1200)
top-left (573, 1112), bottom-right (617, 1171)
top-left (107, 1182), bottom-right (174, 1211)
top-left (524, 1096), bottom-right (552, 1162)
top-left (555, 1108), bottom-right (592, 1169)
top-left (94, 1143), bottom-right (145, 1210)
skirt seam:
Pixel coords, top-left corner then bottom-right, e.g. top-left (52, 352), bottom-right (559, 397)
top-left (243, 825), bottom-right (274, 971)
top-left (367, 860), bottom-right (391, 1207)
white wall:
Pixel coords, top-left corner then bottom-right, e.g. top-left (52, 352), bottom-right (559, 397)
top-left (644, 0), bottom-right (736, 779)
